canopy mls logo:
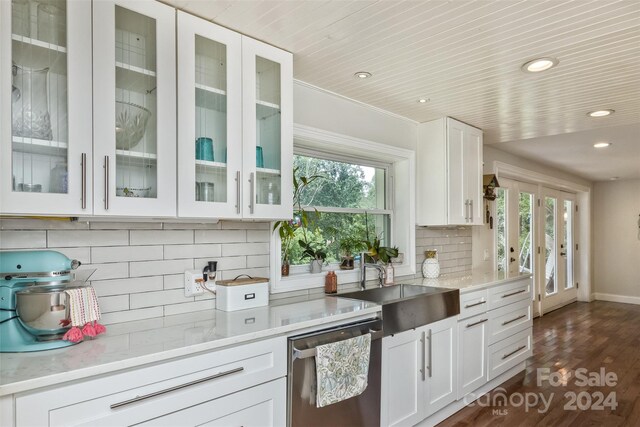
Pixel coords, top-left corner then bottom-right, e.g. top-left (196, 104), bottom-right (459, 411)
top-left (464, 367), bottom-right (618, 415)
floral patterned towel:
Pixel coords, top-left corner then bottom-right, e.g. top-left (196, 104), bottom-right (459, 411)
top-left (315, 333), bottom-right (371, 408)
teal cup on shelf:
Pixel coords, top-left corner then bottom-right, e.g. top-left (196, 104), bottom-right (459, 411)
top-left (256, 146), bottom-right (264, 168)
top-left (196, 137), bottom-right (214, 161)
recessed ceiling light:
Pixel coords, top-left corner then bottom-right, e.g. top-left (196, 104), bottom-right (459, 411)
top-left (521, 57), bottom-right (559, 73)
top-left (354, 71), bottom-right (372, 79)
top-left (610, 177), bottom-right (619, 181)
top-left (418, 98), bottom-right (430, 104)
top-left (593, 142), bottom-right (611, 148)
top-left (588, 109), bottom-right (615, 117)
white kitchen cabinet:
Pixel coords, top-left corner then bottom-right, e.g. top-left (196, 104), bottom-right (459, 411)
top-left (381, 316), bottom-right (458, 426)
top-left (242, 37), bottom-right (293, 220)
top-left (0, 0), bottom-right (93, 215)
top-left (176, 11), bottom-right (243, 219)
top-left (457, 312), bottom-right (489, 399)
top-left (416, 117), bottom-right (483, 226)
top-left (176, 13), bottom-right (293, 220)
top-left (14, 336), bottom-right (286, 426)
top-left (92, 0), bottom-right (176, 217)
top-left (381, 328), bottom-right (422, 427)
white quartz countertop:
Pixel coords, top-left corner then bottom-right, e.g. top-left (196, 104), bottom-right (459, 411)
top-left (0, 296), bottom-right (380, 396)
top-left (405, 270), bottom-right (532, 293)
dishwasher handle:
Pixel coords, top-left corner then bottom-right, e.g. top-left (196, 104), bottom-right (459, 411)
top-left (292, 329), bottom-right (383, 360)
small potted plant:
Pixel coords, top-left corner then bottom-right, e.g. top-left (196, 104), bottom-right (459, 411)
top-left (339, 236), bottom-right (365, 270)
top-left (299, 239), bottom-right (327, 274)
top-left (363, 235), bottom-right (399, 285)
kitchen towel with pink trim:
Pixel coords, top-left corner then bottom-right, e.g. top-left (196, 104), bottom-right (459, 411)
top-left (62, 286), bottom-right (106, 343)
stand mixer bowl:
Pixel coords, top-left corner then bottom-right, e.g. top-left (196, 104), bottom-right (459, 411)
top-left (15, 283), bottom-right (86, 339)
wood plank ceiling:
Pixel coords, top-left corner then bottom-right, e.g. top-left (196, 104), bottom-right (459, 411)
top-left (165, 0), bottom-right (640, 146)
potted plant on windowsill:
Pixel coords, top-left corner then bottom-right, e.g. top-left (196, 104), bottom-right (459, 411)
top-left (339, 236), bottom-right (365, 270)
top-left (299, 239), bottom-right (327, 274)
top-left (363, 235), bottom-right (399, 285)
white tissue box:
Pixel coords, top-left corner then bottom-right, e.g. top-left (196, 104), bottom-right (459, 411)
top-left (215, 277), bottom-right (269, 311)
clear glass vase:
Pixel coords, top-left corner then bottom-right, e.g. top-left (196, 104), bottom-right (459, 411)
top-left (11, 65), bottom-right (53, 140)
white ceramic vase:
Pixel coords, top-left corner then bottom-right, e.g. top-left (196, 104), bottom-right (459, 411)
top-left (421, 250), bottom-right (440, 279)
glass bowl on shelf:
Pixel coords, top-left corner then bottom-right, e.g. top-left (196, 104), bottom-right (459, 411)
top-left (115, 101), bottom-right (151, 150)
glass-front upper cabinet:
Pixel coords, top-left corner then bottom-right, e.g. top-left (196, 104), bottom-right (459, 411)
top-left (242, 37), bottom-right (293, 220)
top-left (92, 0), bottom-right (175, 217)
top-left (176, 12), bottom-right (242, 219)
top-left (0, 0), bottom-right (92, 215)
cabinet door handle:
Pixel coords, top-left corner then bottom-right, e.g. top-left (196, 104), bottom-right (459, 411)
top-left (466, 318), bottom-right (488, 328)
top-left (502, 345), bottom-right (527, 360)
top-left (104, 155), bottom-right (109, 210)
top-left (502, 289), bottom-right (526, 298)
top-left (464, 300), bottom-right (486, 308)
top-left (420, 331), bottom-right (426, 381)
top-left (427, 329), bottom-right (432, 378)
top-left (470, 199), bottom-right (473, 222)
top-left (110, 367), bottom-right (244, 410)
top-left (502, 314), bottom-right (527, 326)
top-left (235, 170), bottom-right (241, 214)
top-left (464, 199), bottom-right (470, 222)
top-left (81, 153), bottom-right (87, 209)
top-left (248, 172), bottom-right (255, 214)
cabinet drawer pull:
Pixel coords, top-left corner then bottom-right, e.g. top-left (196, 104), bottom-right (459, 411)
top-left (81, 153), bottom-right (87, 209)
top-left (502, 345), bottom-right (527, 360)
top-left (109, 367), bottom-right (244, 409)
top-left (466, 318), bottom-right (488, 328)
top-left (502, 314), bottom-right (527, 326)
top-left (464, 300), bottom-right (486, 308)
top-left (502, 289), bottom-right (526, 298)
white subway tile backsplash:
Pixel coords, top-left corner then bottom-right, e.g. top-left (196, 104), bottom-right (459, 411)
top-left (220, 267), bottom-right (269, 280)
top-left (164, 244), bottom-right (221, 260)
top-left (130, 289), bottom-right (189, 309)
top-left (91, 246), bottom-right (163, 263)
top-left (93, 276), bottom-right (163, 297)
top-left (222, 242), bottom-right (269, 257)
top-left (0, 231), bottom-right (47, 249)
top-left (130, 230), bottom-right (194, 245)
top-left (101, 307), bottom-right (163, 325)
top-left (48, 230), bottom-right (129, 247)
top-left (99, 295), bottom-right (130, 313)
top-left (164, 299), bottom-right (215, 316)
top-left (163, 222), bottom-right (220, 230)
top-left (247, 230), bottom-right (270, 242)
top-left (163, 274), bottom-right (184, 290)
top-left (89, 222), bottom-right (162, 230)
top-left (48, 247), bottom-right (91, 264)
top-left (247, 254), bottom-right (269, 268)
top-left (130, 258), bottom-right (194, 277)
top-left (220, 221), bottom-right (268, 230)
top-left (194, 256), bottom-right (246, 271)
top-left (0, 219), bottom-right (89, 230)
top-left (80, 263), bottom-right (129, 280)
top-left (195, 229), bottom-right (245, 244)
top-left (416, 226), bottom-right (472, 276)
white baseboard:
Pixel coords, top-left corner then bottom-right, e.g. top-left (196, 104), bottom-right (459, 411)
top-left (594, 293), bottom-right (640, 305)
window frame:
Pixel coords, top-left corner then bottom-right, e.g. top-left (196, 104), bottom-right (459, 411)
top-left (270, 124), bottom-right (415, 293)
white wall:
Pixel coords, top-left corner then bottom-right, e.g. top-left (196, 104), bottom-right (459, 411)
top-left (294, 81), bottom-right (417, 150)
top-left (593, 179), bottom-right (640, 303)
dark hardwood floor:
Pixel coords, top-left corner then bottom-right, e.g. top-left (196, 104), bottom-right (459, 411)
top-left (440, 301), bottom-right (640, 427)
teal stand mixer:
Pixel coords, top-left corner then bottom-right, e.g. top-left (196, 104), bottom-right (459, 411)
top-left (0, 250), bottom-right (90, 352)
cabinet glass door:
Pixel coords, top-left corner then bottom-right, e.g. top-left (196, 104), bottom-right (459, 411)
top-left (92, 0), bottom-right (175, 217)
top-left (1, 0), bottom-right (92, 215)
top-left (242, 37), bottom-right (292, 220)
top-left (177, 12), bottom-right (241, 218)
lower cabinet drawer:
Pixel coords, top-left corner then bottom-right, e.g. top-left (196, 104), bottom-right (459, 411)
top-left (459, 289), bottom-right (488, 320)
top-left (487, 277), bottom-right (532, 311)
top-left (487, 328), bottom-right (532, 381)
top-left (136, 377), bottom-right (286, 427)
top-left (488, 298), bottom-right (532, 345)
top-left (15, 336), bottom-right (286, 426)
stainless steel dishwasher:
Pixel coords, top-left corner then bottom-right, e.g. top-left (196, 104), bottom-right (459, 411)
top-left (287, 318), bottom-right (383, 427)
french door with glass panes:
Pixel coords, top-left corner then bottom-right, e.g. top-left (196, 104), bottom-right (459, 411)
top-left (539, 189), bottom-right (577, 313)
top-left (242, 37), bottom-right (293, 220)
top-left (496, 179), bottom-right (538, 312)
top-left (92, 0), bottom-right (176, 217)
top-left (1, 0), bottom-right (93, 215)
top-left (177, 11), bottom-right (242, 219)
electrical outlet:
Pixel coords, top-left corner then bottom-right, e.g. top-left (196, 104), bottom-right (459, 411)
top-left (184, 270), bottom-right (205, 297)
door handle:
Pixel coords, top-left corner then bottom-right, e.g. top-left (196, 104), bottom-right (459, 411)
top-left (510, 257), bottom-right (516, 263)
top-left (427, 329), bottom-right (432, 378)
top-left (560, 252), bottom-right (567, 256)
top-left (502, 345), bottom-right (527, 360)
top-left (235, 170), bottom-right (241, 214)
top-left (466, 318), bottom-right (488, 328)
top-left (502, 289), bottom-right (526, 298)
top-left (248, 172), bottom-right (255, 214)
top-left (81, 153), bottom-right (87, 209)
top-left (470, 199), bottom-right (473, 222)
top-left (502, 314), bottom-right (527, 326)
top-left (464, 199), bottom-right (470, 222)
top-left (420, 331), bottom-right (426, 381)
top-left (104, 155), bottom-right (109, 210)
top-left (464, 300), bottom-right (486, 308)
